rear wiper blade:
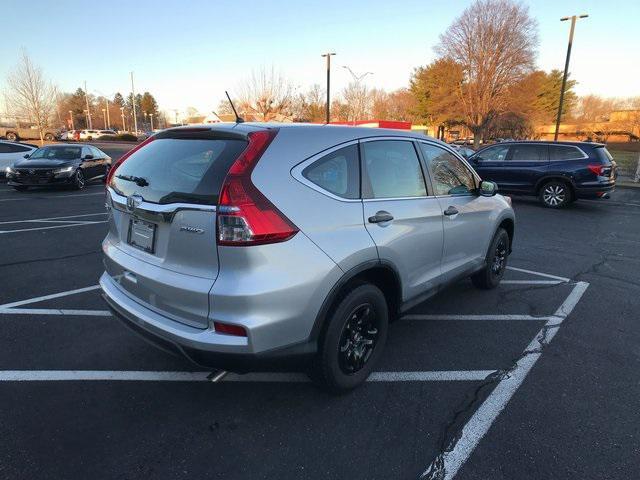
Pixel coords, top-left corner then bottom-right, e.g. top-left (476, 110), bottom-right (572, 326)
top-left (115, 174), bottom-right (149, 187)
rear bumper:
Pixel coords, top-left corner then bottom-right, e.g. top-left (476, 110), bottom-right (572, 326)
top-left (575, 180), bottom-right (616, 199)
top-left (100, 272), bottom-right (316, 372)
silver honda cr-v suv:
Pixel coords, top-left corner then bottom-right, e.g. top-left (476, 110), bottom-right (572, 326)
top-left (100, 124), bottom-right (515, 392)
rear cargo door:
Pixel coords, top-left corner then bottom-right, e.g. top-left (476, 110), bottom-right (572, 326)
top-left (105, 133), bottom-right (248, 328)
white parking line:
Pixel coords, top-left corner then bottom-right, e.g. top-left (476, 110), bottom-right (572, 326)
top-left (0, 285), bottom-right (100, 309)
top-left (0, 191), bottom-right (105, 202)
top-left (0, 370), bottom-right (495, 383)
top-left (421, 281), bottom-right (589, 480)
top-left (0, 222), bottom-right (107, 234)
top-left (0, 212), bottom-right (107, 224)
top-left (0, 308), bottom-right (111, 316)
top-left (505, 266), bottom-right (570, 283)
top-left (403, 314), bottom-right (551, 321)
top-left (501, 280), bottom-right (563, 285)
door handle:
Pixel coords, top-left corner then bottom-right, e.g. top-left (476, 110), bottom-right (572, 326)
top-left (444, 206), bottom-right (459, 216)
top-left (368, 211), bottom-right (394, 223)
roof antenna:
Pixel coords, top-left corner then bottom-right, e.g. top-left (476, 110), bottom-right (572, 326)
top-left (225, 91), bottom-right (244, 123)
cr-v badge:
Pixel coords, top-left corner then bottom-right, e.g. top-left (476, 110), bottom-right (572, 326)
top-left (180, 226), bottom-right (205, 234)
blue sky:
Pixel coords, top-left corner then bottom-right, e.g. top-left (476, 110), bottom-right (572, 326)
top-left (1, 0), bottom-right (638, 115)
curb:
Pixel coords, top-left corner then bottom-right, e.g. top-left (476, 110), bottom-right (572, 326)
top-left (617, 181), bottom-right (640, 189)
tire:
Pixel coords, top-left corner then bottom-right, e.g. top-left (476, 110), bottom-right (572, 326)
top-left (310, 283), bottom-right (389, 393)
top-left (471, 228), bottom-right (510, 290)
top-left (73, 169), bottom-right (85, 190)
top-left (13, 185), bottom-right (28, 192)
top-left (44, 133), bottom-right (54, 141)
top-left (539, 180), bottom-right (572, 208)
top-left (5, 132), bottom-right (18, 141)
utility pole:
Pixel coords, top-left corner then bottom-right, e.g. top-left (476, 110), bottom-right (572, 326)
top-left (68, 110), bottom-right (74, 130)
top-left (84, 80), bottom-right (92, 129)
top-left (554, 14), bottom-right (588, 141)
top-left (120, 106), bottom-right (126, 132)
top-left (102, 109), bottom-right (107, 129)
top-left (130, 71), bottom-right (138, 134)
top-left (105, 97), bottom-right (110, 129)
top-left (149, 113), bottom-right (154, 131)
top-left (321, 52), bottom-right (336, 124)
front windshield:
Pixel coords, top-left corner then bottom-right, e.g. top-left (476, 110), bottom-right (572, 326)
top-left (30, 146), bottom-right (81, 161)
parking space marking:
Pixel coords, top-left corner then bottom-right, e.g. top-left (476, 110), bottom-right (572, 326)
top-left (0, 308), bottom-right (110, 316)
top-left (505, 266), bottom-right (570, 283)
top-left (403, 314), bottom-right (552, 321)
top-left (0, 212), bottom-right (107, 224)
top-left (0, 191), bottom-right (105, 202)
top-left (0, 211), bottom-right (108, 234)
top-left (0, 284), bottom-right (100, 309)
top-left (421, 281), bottom-right (589, 480)
top-left (501, 280), bottom-right (563, 285)
top-left (0, 370), bottom-right (495, 383)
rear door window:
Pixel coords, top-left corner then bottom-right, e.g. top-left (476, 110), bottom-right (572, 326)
top-left (361, 140), bottom-right (426, 198)
top-left (475, 145), bottom-right (509, 162)
top-left (302, 144), bottom-right (359, 199)
top-left (110, 137), bottom-right (248, 205)
top-left (549, 145), bottom-right (586, 161)
top-left (508, 144), bottom-right (548, 161)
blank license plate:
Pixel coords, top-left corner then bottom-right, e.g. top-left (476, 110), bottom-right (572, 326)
top-left (128, 218), bottom-right (156, 253)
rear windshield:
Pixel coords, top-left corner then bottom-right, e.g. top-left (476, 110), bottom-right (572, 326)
top-left (110, 138), bottom-right (247, 205)
top-left (595, 146), bottom-right (613, 163)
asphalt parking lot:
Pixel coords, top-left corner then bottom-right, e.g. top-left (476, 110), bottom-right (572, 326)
top-left (1, 144), bottom-right (639, 480)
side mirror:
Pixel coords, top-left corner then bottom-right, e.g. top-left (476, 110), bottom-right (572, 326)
top-left (83, 154), bottom-right (94, 160)
top-left (479, 180), bottom-right (498, 197)
top-left (23, 154), bottom-right (30, 158)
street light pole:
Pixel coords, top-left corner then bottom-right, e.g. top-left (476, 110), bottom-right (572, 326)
top-left (105, 97), bottom-right (110, 129)
top-left (342, 66), bottom-right (374, 125)
top-left (321, 52), bottom-right (336, 124)
top-left (149, 113), bottom-right (154, 131)
top-left (120, 107), bottom-right (126, 132)
top-left (554, 14), bottom-right (588, 141)
top-left (68, 110), bottom-right (74, 130)
top-left (84, 80), bottom-right (92, 129)
top-left (102, 108), bottom-right (107, 129)
top-left (130, 71), bottom-right (138, 134)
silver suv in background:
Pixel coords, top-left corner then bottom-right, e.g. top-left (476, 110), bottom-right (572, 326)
top-left (100, 124), bottom-right (515, 392)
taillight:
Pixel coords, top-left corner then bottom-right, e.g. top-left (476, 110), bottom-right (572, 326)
top-left (217, 129), bottom-right (298, 246)
top-left (213, 321), bottom-right (247, 337)
top-left (105, 135), bottom-right (155, 186)
top-left (587, 164), bottom-right (605, 176)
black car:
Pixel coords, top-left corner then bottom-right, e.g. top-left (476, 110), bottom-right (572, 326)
top-left (468, 141), bottom-right (617, 208)
top-left (6, 144), bottom-right (111, 191)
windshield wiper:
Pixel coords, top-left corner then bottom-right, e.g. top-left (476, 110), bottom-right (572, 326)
top-left (115, 174), bottom-right (149, 187)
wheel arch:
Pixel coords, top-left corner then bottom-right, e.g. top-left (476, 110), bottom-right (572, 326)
top-left (535, 175), bottom-right (576, 197)
top-left (309, 260), bottom-right (402, 344)
top-left (498, 217), bottom-right (515, 253)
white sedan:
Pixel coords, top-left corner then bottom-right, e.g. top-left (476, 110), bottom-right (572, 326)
top-left (0, 140), bottom-right (38, 176)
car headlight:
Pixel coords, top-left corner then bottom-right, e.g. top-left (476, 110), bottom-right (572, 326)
top-left (53, 166), bottom-right (74, 174)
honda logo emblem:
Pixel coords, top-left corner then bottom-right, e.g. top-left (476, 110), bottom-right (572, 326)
top-left (126, 195), bottom-right (143, 211)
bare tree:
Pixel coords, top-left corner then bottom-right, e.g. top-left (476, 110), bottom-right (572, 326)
top-left (341, 81), bottom-right (370, 123)
top-left (292, 84), bottom-right (325, 122)
top-left (238, 67), bottom-right (294, 122)
top-left (436, 0), bottom-right (538, 147)
top-left (5, 51), bottom-right (56, 143)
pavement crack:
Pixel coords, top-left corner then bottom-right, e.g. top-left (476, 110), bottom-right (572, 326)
top-left (0, 250), bottom-right (101, 268)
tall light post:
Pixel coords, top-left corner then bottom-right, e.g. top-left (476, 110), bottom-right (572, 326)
top-left (144, 111), bottom-right (148, 130)
top-left (104, 97), bottom-right (110, 129)
top-left (342, 66), bottom-right (374, 125)
top-left (554, 14), bottom-right (588, 141)
top-left (68, 110), bottom-right (74, 130)
top-left (83, 80), bottom-right (92, 129)
top-left (130, 71), bottom-right (138, 134)
top-left (102, 109), bottom-right (107, 129)
top-left (149, 113), bottom-right (154, 131)
top-left (321, 52), bottom-right (336, 124)
top-left (120, 106), bottom-right (126, 132)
